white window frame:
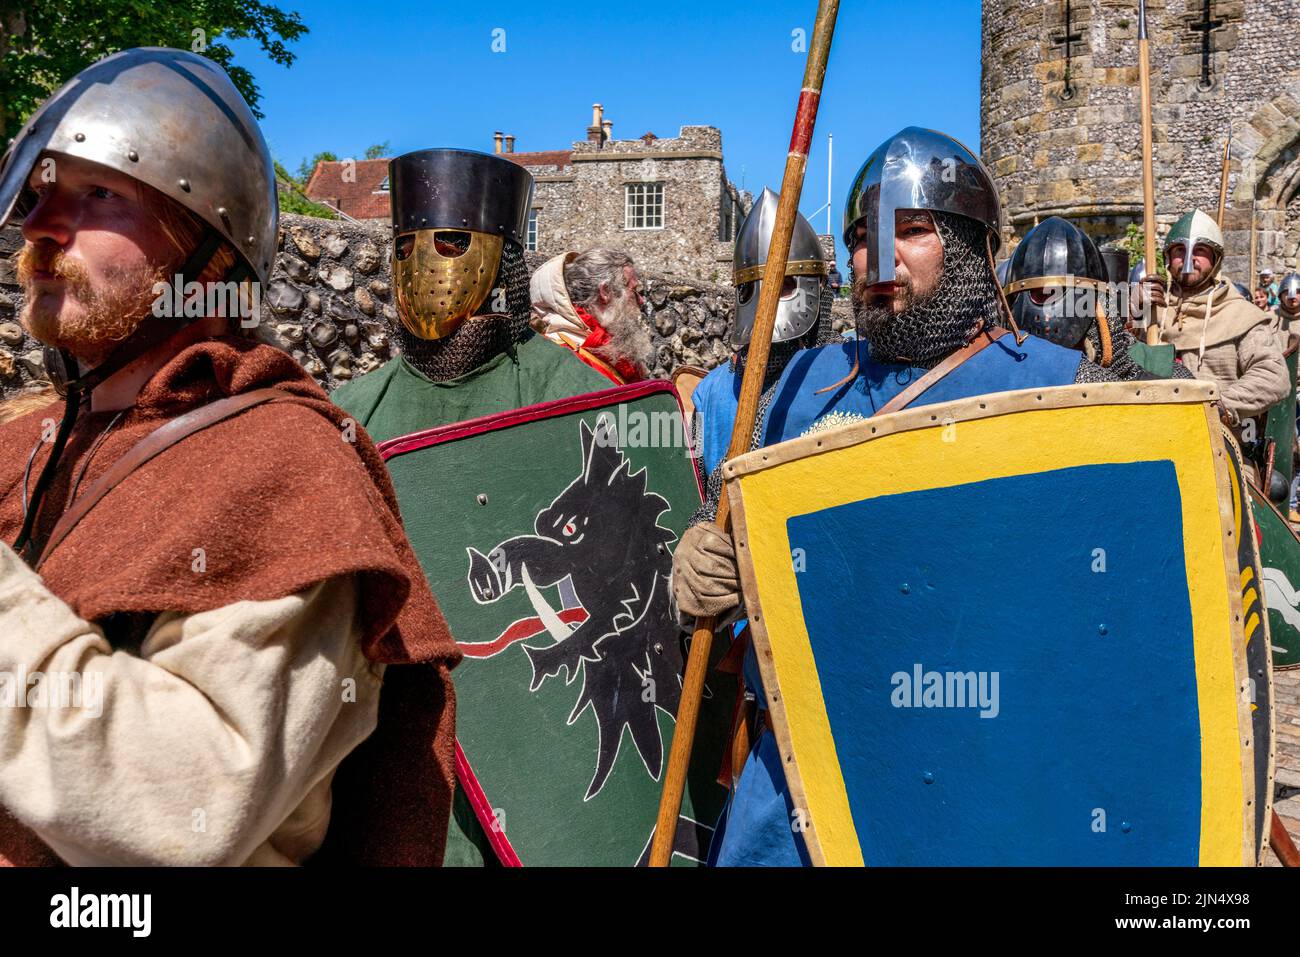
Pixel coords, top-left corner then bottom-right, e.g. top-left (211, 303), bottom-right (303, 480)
top-left (526, 208), bottom-right (539, 251)
top-left (624, 182), bottom-right (665, 230)
top-left (373, 175), bottom-right (390, 195)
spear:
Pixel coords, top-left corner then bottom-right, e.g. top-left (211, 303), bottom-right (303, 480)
top-left (1139, 0), bottom-right (1163, 345)
top-left (1217, 133), bottom-right (1231, 227)
top-left (1249, 190), bottom-right (1258, 286)
top-left (648, 0), bottom-right (841, 866)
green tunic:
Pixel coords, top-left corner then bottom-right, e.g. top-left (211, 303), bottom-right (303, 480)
top-left (332, 331), bottom-right (611, 445)
top-left (332, 332), bottom-right (610, 866)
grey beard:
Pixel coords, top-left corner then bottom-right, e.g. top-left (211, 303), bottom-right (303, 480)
top-left (587, 293), bottom-right (652, 370)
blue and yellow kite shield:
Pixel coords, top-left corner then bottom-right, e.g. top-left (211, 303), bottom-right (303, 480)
top-left (724, 380), bottom-right (1262, 866)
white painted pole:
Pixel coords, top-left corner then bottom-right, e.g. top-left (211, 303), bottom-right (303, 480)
top-left (827, 133), bottom-right (833, 237)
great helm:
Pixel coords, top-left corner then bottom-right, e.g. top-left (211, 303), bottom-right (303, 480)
top-left (1003, 217), bottom-right (1107, 348)
top-left (1163, 209), bottom-right (1224, 281)
top-left (731, 187), bottom-right (828, 349)
top-left (0, 47), bottom-right (278, 285)
top-left (389, 148), bottom-right (534, 340)
top-left (842, 126), bottom-right (1003, 288)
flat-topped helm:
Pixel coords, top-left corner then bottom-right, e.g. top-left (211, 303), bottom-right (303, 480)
top-left (389, 148), bottom-right (534, 341)
top-left (731, 187), bottom-right (828, 349)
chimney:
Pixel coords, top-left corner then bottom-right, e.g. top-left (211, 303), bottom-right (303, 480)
top-left (602, 119), bottom-right (612, 142)
top-left (493, 131), bottom-right (503, 154)
top-left (587, 103), bottom-right (606, 148)
top-left (505, 134), bottom-right (516, 154)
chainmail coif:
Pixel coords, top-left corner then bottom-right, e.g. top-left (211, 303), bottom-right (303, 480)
top-left (394, 239), bottom-right (533, 381)
top-left (856, 212), bottom-right (1003, 369)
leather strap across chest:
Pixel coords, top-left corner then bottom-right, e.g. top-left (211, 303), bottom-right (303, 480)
top-left (33, 388), bottom-right (284, 571)
top-left (872, 326), bottom-right (1010, 418)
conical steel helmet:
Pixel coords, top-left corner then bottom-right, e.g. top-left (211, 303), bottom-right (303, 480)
top-left (1163, 209), bottom-right (1224, 280)
top-left (0, 47), bottom-right (278, 284)
top-left (842, 126), bottom-right (1003, 288)
top-left (730, 187), bottom-right (827, 348)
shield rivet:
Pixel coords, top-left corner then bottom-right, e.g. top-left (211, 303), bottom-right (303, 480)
top-left (476, 493), bottom-right (488, 506)
top-left (656, 543), bottom-right (665, 554)
top-left (900, 583), bottom-right (911, 595)
top-left (1120, 821), bottom-right (1132, 833)
top-left (178, 178), bottom-right (191, 192)
top-left (922, 771), bottom-right (935, 784)
top-left (127, 150), bottom-right (139, 162)
top-left (74, 132), bottom-right (85, 142)
top-left (654, 643), bottom-right (664, 655)
top-left (1098, 624), bottom-right (1108, 636)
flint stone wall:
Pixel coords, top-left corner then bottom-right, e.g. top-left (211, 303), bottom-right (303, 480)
top-left (0, 212), bottom-right (772, 400)
top-left (982, 0), bottom-right (1300, 277)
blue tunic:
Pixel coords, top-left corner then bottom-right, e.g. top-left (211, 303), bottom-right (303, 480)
top-left (691, 360), bottom-right (742, 477)
top-left (707, 332), bottom-right (1084, 866)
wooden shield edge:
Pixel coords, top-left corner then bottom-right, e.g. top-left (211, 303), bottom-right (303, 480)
top-left (725, 380), bottom-right (1255, 866)
top-left (1245, 484), bottom-right (1281, 862)
top-left (1208, 413), bottom-right (1264, 865)
top-left (1249, 485), bottom-right (1300, 673)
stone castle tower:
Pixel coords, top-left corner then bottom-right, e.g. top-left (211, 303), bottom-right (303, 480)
top-left (981, 0), bottom-right (1300, 278)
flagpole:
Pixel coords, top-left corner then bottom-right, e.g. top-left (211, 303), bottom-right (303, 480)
top-left (648, 0), bottom-right (842, 867)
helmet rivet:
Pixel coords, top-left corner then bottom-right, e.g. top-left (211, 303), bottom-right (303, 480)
top-left (217, 206), bottom-right (229, 220)
top-left (74, 132), bottom-right (85, 142)
top-left (178, 178), bottom-right (191, 192)
top-left (127, 150), bottom-right (139, 162)
top-left (247, 236), bottom-right (255, 245)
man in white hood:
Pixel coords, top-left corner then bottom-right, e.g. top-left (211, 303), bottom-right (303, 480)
top-left (530, 248), bottom-right (652, 384)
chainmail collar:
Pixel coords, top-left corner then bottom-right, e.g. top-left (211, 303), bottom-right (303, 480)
top-left (392, 239), bottom-right (532, 381)
top-left (855, 212), bottom-right (1001, 369)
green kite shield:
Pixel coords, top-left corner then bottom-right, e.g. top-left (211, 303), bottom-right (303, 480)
top-left (1249, 486), bottom-right (1300, 670)
top-left (723, 380), bottom-right (1261, 866)
top-left (378, 381), bottom-right (732, 866)
top-left (1243, 331), bottom-right (1299, 498)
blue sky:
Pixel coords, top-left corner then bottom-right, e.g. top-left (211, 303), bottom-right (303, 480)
top-left (231, 0), bottom-right (982, 268)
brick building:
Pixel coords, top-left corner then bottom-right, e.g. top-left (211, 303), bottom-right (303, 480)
top-left (982, 0), bottom-right (1300, 278)
top-left (303, 105), bottom-right (751, 280)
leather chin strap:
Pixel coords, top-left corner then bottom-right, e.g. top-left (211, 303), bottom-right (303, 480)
top-left (13, 231), bottom-right (233, 556)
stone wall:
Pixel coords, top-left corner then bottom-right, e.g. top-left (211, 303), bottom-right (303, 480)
top-left (0, 212), bottom-right (760, 400)
top-left (532, 125), bottom-right (747, 282)
top-left (982, 0), bottom-right (1300, 276)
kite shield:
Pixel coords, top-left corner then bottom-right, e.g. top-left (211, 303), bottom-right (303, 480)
top-left (724, 380), bottom-right (1261, 866)
top-left (378, 381), bottom-right (732, 866)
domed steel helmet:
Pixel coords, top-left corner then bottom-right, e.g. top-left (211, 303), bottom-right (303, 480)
top-left (842, 126), bottom-right (1003, 288)
top-left (389, 148), bottom-right (534, 341)
top-left (1003, 217), bottom-right (1107, 348)
top-left (0, 47), bottom-right (278, 285)
top-left (1279, 273), bottom-right (1300, 314)
top-left (1163, 209), bottom-right (1224, 281)
top-left (731, 187), bottom-right (827, 348)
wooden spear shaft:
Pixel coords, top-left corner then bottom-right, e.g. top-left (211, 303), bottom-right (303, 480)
top-left (1217, 135), bottom-right (1231, 227)
top-left (1249, 192), bottom-right (1258, 285)
top-left (648, 0), bottom-right (841, 867)
top-left (1140, 0), bottom-right (1163, 346)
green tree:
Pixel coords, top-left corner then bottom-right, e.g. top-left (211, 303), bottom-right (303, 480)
top-left (0, 1), bottom-right (308, 143)
top-left (296, 150), bottom-right (338, 185)
top-left (1119, 223), bottom-right (1168, 281)
top-left (364, 141), bottom-right (390, 160)
top-left (272, 159), bottom-right (336, 219)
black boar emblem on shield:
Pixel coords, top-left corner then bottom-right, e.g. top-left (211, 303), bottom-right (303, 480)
top-left (466, 416), bottom-right (687, 799)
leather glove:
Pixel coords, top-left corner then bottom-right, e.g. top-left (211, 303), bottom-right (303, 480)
top-left (671, 523), bottom-right (741, 618)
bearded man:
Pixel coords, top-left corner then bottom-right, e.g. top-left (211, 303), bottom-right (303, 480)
top-left (0, 48), bottom-right (459, 866)
top-left (670, 127), bottom-right (1118, 866)
top-left (530, 247), bottom-right (652, 384)
top-left (1134, 210), bottom-right (1288, 429)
